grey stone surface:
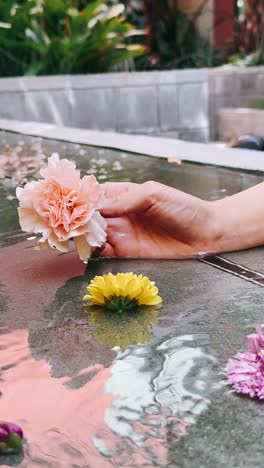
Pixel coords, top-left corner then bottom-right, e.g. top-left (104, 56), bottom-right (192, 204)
top-left (0, 120), bottom-right (264, 171)
top-left (178, 83), bottom-right (208, 129)
top-left (218, 108), bottom-right (264, 141)
top-left (209, 95), bottom-right (236, 140)
top-left (0, 70), bottom-right (209, 143)
top-left (209, 71), bottom-right (238, 96)
top-left (0, 69), bottom-right (208, 92)
top-left (0, 67), bottom-right (264, 142)
top-left (158, 85), bottom-right (178, 131)
top-left (177, 128), bottom-right (209, 143)
top-left (116, 86), bottom-right (158, 133)
top-left (238, 72), bottom-right (259, 94)
top-left (1, 130), bottom-right (264, 466)
top-left (23, 91), bottom-right (71, 126)
top-left (256, 73), bottom-right (264, 93)
top-left (0, 92), bottom-right (25, 121)
top-left (233, 94), bottom-right (259, 108)
top-left (226, 248), bottom-right (264, 274)
top-left (209, 66), bottom-right (264, 140)
top-left (157, 128), bottom-right (209, 143)
top-left (70, 88), bottom-right (117, 130)
top-left (1, 119), bottom-right (264, 172)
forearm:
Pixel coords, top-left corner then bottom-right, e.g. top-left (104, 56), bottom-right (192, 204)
top-left (211, 182), bottom-right (264, 253)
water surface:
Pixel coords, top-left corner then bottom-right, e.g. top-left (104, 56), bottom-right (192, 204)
top-left (1, 131), bottom-right (264, 467)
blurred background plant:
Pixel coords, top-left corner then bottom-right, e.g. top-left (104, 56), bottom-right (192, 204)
top-left (254, 95), bottom-right (264, 110)
top-left (124, 0), bottom-right (222, 70)
top-left (229, 0), bottom-right (264, 67)
top-left (0, 0), bottom-right (145, 76)
top-left (239, 0), bottom-right (264, 54)
top-left (1, 0), bottom-right (264, 76)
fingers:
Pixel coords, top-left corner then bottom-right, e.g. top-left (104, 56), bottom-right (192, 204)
top-left (101, 182), bottom-right (134, 198)
top-left (91, 244), bottom-right (107, 258)
top-left (97, 217), bottom-right (131, 257)
top-left (98, 242), bottom-right (115, 257)
top-left (99, 181), bottom-right (158, 218)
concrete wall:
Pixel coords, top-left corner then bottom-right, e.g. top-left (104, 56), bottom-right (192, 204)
top-left (0, 70), bottom-right (209, 143)
top-left (218, 108), bottom-right (264, 141)
top-left (0, 66), bottom-right (263, 143)
top-left (209, 67), bottom-right (264, 140)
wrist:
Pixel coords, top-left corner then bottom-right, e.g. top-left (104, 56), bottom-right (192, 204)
top-left (207, 197), bottom-right (261, 254)
top-left (206, 200), bottom-right (228, 254)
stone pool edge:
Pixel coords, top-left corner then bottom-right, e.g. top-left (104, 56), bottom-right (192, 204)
top-left (0, 118), bottom-right (264, 172)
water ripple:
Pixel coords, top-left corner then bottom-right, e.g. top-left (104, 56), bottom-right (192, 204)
top-left (0, 328), bottom-right (221, 467)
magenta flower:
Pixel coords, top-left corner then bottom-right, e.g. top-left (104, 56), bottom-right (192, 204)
top-left (0, 422), bottom-right (23, 454)
top-left (226, 325), bottom-right (264, 399)
top-left (247, 324), bottom-right (264, 361)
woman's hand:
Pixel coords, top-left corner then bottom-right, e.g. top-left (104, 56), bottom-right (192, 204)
top-left (99, 181), bottom-right (220, 258)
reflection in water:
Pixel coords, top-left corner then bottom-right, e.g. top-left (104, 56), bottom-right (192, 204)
top-left (1, 327), bottom-right (219, 467)
top-left (28, 300), bottom-right (114, 380)
top-left (86, 306), bottom-right (159, 351)
top-left (1, 131), bottom-right (251, 465)
top-left (28, 263), bottom-right (159, 377)
top-left (101, 336), bottom-right (218, 466)
top-left (1, 259), bottom-right (221, 466)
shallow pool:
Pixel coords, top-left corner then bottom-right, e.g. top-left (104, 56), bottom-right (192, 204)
top-left (1, 131), bottom-right (264, 467)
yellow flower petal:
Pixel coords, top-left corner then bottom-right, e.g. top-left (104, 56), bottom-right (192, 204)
top-left (82, 272), bottom-right (162, 312)
top-left (83, 294), bottom-right (92, 301)
top-left (138, 295), bottom-right (163, 306)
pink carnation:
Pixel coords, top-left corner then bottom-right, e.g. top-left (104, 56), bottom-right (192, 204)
top-left (247, 325), bottom-right (264, 361)
top-left (226, 325), bottom-right (264, 399)
top-left (16, 154), bottom-right (107, 261)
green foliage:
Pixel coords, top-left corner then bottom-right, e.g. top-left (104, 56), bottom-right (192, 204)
top-left (0, 0), bottom-right (145, 76)
top-left (250, 34), bottom-right (264, 66)
top-left (254, 96), bottom-right (264, 110)
top-left (131, 0), bottom-right (221, 71)
top-left (153, 10), bottom-right (221, 69)
top-left (228, 34), bottom-right (264, 68)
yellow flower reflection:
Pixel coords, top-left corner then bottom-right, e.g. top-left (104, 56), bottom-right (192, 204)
top-left (83, 272), bottom-right (162, 313)
top-left (85, 306), bottom-right (159, 352)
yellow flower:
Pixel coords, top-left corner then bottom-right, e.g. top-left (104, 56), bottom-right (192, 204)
top-left (83, 272), bottom-right (162, 313)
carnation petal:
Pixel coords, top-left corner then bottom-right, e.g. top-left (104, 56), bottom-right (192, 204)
top-left (81, 175), bottom-right (101, 205)
top-left (74, 235), bottom-right (93, 261)
top-left (86, 211), bottom-right (107, 247)
top-left (47, 235), bottom-right (69, 253)
top-left (18, 208), bottom-right (49, 234)
top-left (16, 186), bottom-right (24, 201)
top-left (226, 350), bottom-right (264, 398)
top-left (39, 153), bottom-right (80, 188)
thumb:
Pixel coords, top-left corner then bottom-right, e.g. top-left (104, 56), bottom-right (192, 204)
top-left (99, 182), bottom-right (156, 217)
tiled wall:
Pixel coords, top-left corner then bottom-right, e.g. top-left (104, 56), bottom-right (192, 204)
top-left (0, 70), bottom-right (209, 142)
top-left (0, 67), bottom-right (263, 142)
top-left (208, 67), bottom-right (264, 140)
